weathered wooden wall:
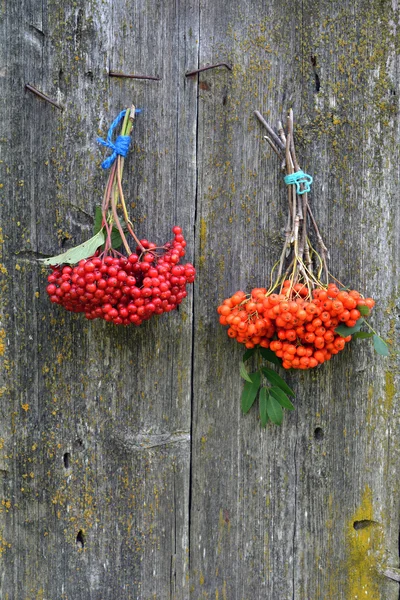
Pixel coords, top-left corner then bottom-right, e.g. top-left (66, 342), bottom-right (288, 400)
top-left (1, 0), bottom-right (400, 598)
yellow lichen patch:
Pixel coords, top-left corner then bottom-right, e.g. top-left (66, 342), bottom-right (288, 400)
top-left (384, 371), bottom-right (395, 414)
top-left (199, 218), bottom-right (207, 268)
top-left (0, 329), bottom-right (5, 356)
top-left (0, 529), bottom-right (11, 555)
top-left (21, 403), bottom-right (29, 412)
top-left (346, 485), bottom-right (384, 599)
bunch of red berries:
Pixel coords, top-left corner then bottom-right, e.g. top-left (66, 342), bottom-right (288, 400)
top-left (46, 227), bottom-right (195, 325)
top-left (217, 282), bottom-right (375, 369)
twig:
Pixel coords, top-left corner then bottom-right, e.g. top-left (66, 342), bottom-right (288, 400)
top-left (254, 111), bottom-right (285, 151)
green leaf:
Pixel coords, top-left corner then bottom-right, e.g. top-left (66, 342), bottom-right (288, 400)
top-left (269, 386), bottom-right (295, 410)
top-left (259, 387), bottom-right (269, 427)
top-left (243, 347), bottom-right (257, 362)
top-left (110, 227), bottom-right (123, 250)
top-left (357, 304), bottom-right (370, 316)
top-left (261, 367), bottom-right (295, 397)
top-left (241, 371), bottom-right (261, 414)
top-left (240, 361), bottom-right (253, 383)
top-left (39, 229), bottom-right (105, 266)
top-left (353, 331), bottom-right (374, 340)
top-left (266, 394), bottom-right (283, 425)
top-left (94, 206), bottom-right (103, 234)
top-left (259, 347), bottom-right (282, 366)
top-left (335, 318), bottom-right (364, 337)
top-left (373, 335), bottom-right (389, 356)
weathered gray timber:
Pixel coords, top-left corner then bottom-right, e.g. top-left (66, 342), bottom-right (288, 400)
top-left (0, 0), bottom-right (399, 598)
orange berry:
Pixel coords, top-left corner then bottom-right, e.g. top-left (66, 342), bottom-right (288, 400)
top-left (365, 298), bottom-right (375, 308)
top-left (278, 330), bottom-right (287, 340)
top-left (346, 319), bottom-right (357, 327)
top-left (337, 291), bottom-right (349, 303)
top-left (304, 332), bottom-right (315, 343)
top-left (350, 309), bottom-right (361, 320)
top-left (327, 285), bottom-right (339, 298)
top-left (275, 317), bottom-right (286, 328)
top-left (259, 339), bottom-right (270, 348)
top-left (332, 300), bottom-right (344, 313)
top-left (299, 356), bottom-right (310, 366)
top-left (297, 346), bottom-right (307, 357)
top-left (286, 330), bottom-right (297, 342)
top-left (338, 310), bottom-right (350, 322)
top-left (334, 338), bottom-right (345, 350)
top-left (247, 324), bottom-right (256, 336)
top-left (227, 328), bottom-right (237, 338)
top-left (315, 326), bottom-right (326, 337)
top-left (219, 316), bottom-right (228, 325)
top-left (246, 301), bottom-right (257, 313)
top-left (324, 331), bottom-right (335, 343)
top-left (314, 336), bottom-right (325, 349)
top-left (343, 296), bottom-right (357, 309)
top-left (309, 357), bottom-right (318, 368)
top-left (314, 351), bottom-right (325, 363)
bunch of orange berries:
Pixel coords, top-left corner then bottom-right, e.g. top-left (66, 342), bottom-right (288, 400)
top-left (217, 281), bottom-right (375, 369)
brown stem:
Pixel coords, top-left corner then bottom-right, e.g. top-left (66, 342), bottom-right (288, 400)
top-left (116, 157), bottom-right (145, 252)
top-left (263, 136), bottom-right (285, 160)
top-left (110, 172), bottom-right (131, 255)
top-left (254, 111), bottom-right (285, 151)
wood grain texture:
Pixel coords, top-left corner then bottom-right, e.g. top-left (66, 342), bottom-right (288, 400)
top-left (1, 0), bottom-right (399, 598)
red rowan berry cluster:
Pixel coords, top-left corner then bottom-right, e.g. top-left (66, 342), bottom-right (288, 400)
top-left (42, 107), bottom-right (195, 324)
top-left (218, 282), bottom-right (375, 369)
top-left (46, 227), bottom-right (195, 325)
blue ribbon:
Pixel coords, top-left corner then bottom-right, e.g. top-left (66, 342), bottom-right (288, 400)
top-left (97, 108), bottom-right (141, 169)
top-left (284, 170), bottom-right (313, 195)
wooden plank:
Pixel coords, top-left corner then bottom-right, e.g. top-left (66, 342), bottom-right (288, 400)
top-left (0, 0), bottom-right (198, 598)
top-left (191, 0), bottom-right (400, 598)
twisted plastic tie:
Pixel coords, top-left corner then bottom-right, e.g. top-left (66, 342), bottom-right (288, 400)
top-left (97, 108), bottom-right (141, 169)
top-left (284, 170), bottom-right (313, 195)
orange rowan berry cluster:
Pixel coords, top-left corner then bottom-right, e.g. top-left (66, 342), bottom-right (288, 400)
top-left (217, 282), bottom-right (375, 369)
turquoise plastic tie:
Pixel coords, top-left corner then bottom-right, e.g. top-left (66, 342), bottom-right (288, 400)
top-left (284, 170), bottom-right (313, 195)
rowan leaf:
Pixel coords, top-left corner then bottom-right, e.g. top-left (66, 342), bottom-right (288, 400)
top-left (241, 372), bottom-right (261, 414)
top-left (357, 304), bottom-right (370, 316)
top-left (94, 206), bottom-right (103, 234)
top-left (353, 331), bottom-right (374, 340)
top-left (259, 347), bottom-right (282, 366)
top-left (373, 335), bottom-right (389, 356)
top-left (243, 347), bottom-right (257, 362)
top-left (39, 229), bottom-right (105, 266)
top-left (269, 386), bottom-right (295, 410)
top-left (240, 361), bottom-right (253, 383)
top-left (335, 318), bottom-right (364, 337)
top-left (266, 394), bottom-right (283, 425)
top-left (261, 367), bottom-right (295, 397)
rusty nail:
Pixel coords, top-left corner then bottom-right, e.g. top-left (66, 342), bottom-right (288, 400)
top-left (109, 71), bottom-right (161, 81)
top-left (185, 63), bottom-right (232, 77)
top-left (25, 84), bottom-right (64, 111)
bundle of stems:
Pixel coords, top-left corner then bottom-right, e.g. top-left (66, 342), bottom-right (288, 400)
top-left (255, 109), bottom-right (330, 299)
top-left (101, 105), bottom-right (145, 256)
